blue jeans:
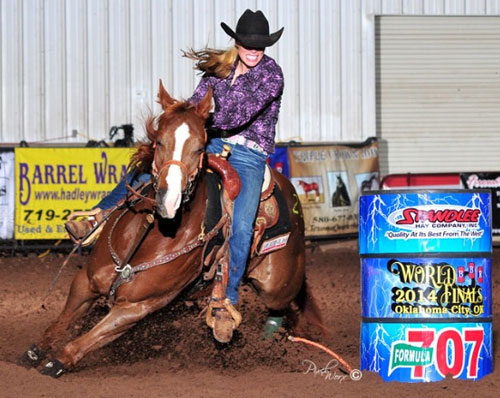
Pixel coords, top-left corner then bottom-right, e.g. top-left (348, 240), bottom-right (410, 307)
top-left (206, 138), bottom-right (267, 304)
top-left (96, 170), bottom-right (151, 210)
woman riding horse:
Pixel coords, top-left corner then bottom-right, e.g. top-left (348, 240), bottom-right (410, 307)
top-left (66, 9), bottom-right (285, 339)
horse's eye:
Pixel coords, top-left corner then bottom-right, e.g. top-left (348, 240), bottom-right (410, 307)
top-left (156, 141), bottom-right (163, 147)
top-left (195, 148), bottom-right (204, 154)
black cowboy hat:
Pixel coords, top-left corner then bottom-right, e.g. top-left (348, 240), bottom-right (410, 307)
top-left (221, 9), bottom-right (284, 48)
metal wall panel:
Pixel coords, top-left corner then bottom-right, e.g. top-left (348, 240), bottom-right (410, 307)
top-left (1, 0), bottom-right (22, 142)
top-left (341, 0), bottom-right (362, 140)
top-left (23, 0), bottom-right (44, 142)
top-left (376, 16), bottom-right (500, 175)
top-left (1, 0), bottom-right (500, 154)
top-left (66, 0), bottom-right (87, 142)
top-left (109, 0), bottom-right (131, 132)
top-left (423, 0), bottom-right (445, 14)
top-left (87, 0), bottom-right (108, 139)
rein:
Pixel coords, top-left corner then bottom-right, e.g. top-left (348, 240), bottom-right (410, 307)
top-left (108, 211), bottom-right (230, 300)
top-left (108, 140), bottom-right (211, 299)
top-left (125, 181), bottom-right (157, 207)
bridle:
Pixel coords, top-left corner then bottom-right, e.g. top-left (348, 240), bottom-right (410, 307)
top-left (151, 139), bottom-right (205, 205)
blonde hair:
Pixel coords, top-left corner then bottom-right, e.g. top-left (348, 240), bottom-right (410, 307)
top-left (183, 46), bottom-right (238, 79)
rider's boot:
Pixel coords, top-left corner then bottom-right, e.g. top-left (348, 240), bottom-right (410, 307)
top-left (207, 298), bottom-right (242, 344)
top-left (65, 208), bottom-right (109, 241)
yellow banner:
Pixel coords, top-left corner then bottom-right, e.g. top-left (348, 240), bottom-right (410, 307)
top-left (288, 139), bottom-right (379, 237)
top-left (15, 148), bottom-right (135, 239)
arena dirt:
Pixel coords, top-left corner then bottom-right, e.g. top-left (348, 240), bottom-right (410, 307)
top-left (1, 239), bottom-right (498, 397)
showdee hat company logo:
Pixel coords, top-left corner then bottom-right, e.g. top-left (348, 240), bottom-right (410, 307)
top-left (385, 204), bottom-right (484, 240)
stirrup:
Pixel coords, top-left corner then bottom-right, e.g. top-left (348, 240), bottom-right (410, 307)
top-left (206, 298), bottom-right (242, 343)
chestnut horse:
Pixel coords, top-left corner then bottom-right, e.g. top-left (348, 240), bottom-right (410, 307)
top-left (298, 180), bottom-right (319, 201)
top-left (21, 83), bottom-right (321, 377)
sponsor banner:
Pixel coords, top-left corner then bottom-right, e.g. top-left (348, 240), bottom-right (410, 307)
top-left (15, 148), bottom-right (135, 239)
top-left (361, 257), bottom-right (491, 319)
top-left (461, 172), bottom-right (500, 236)
top-left (0, 149), bottom-right (15, 239)
top-left (268, 146), bottom-right (290, 178)
top-left (360, 321), bottom-right (493, 382)
top-left (288, 138), bottom-right (379, 238)
top-left (359, 190), bottom-right (492, 254)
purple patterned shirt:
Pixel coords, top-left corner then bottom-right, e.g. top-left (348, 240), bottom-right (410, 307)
top-left (188, 54), bottom-right (284, 154)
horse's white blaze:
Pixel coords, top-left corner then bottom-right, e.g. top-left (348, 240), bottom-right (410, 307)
top-left (163, 122), bottom-right (190, 218)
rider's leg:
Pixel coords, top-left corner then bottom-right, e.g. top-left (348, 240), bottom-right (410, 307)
top-left (225, 145), bottom-right (267, 305)
top-left (206, 138), bottom-right (267, 305)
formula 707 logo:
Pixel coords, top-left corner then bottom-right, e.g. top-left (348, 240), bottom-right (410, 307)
top-left (389, 327), bottom-right (484, 380)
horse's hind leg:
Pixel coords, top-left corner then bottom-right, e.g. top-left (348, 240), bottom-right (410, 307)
top-left (40, 300), bottom-right (155, 377)
top-left (248, 243), bottom-right (306, 337)
top-left (20, 265), bottom-right (99, 368)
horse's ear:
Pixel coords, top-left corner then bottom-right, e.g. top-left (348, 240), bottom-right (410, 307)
top-left (157, 79), bottom-right (176, 110)
top-left (195, 88), bottom-right (213, 120)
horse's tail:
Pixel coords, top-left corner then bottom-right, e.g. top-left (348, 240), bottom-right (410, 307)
top-left (287, 279), bottom-right (329, 339)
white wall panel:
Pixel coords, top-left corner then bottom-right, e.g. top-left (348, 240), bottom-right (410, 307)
top-left (403, 0), bottom-right (425, 14)
top-left (424, 0), bottom-right (445, 14)
top-left (445, 0), bottom-right (466, 14)
top-left (130, 0), bottom-right (153, 132)
top-left (1, 0), bottom-right (22, 142)
top-left (2, 0), bottom-right (500, 149)
top-left (151, 0), bottom-right (172, 117)
top-left (214, 0), bottom-right (235, 47)
top-left (44, 1), bottom-right (66, 142)
top-left (341, 0), bottom-right (361, 140)
top-left (23, 0), bottom-right (44, 142)
top-left (87, 0), bottom-right (108, 139)
top-left (65, 0), bottom-right (87, 142)
top-left (298, 0), bottom-right (321, 142)
top-left (275, 0), bottom-right (299, 142)
top-left (171, 0), bottom-right (193, 100)
top-left (382, 0), bottom-right (403, 14)
top-left (486, 0), bottom-right (500, 12)
top-left (109, 0), bottom-right (132, 131)
top-left (466, 0), bottom-right (487, 13)
top-left (361, 0), bottom-right (377, 139)
top-left (319, 0), bottom-right (341, 142)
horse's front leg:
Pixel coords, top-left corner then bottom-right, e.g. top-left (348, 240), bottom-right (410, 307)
top-left (20, 264), bottom-right (99, 368)
top-left (40, 299), bottom-right (159, 377)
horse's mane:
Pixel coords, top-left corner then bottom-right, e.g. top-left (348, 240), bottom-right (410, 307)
top-left (129, 101), bottom-right (196, 173)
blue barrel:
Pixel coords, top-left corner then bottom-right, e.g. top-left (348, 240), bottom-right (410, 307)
top-left (359, 190), bottom-right (492, 382)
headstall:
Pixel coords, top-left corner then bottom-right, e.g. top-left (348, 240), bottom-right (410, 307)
top-left (151, 139), bottom-right (205, 204)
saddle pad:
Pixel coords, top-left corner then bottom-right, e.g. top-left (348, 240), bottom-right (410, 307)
top-left (203, 172), bottom-right (225, 257)
top-left (203, 171), bottom-right (292, 258)
top-left (256, 182), bottom-right (292, 254)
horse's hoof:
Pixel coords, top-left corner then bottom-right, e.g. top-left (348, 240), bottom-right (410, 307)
top-left (40, 358), bottom-right (66, 378)
top-left (212, 309), bottom-right (234, 344)
top-left (263, 316), bottom-right (283, 340)
top-left (18, 344), bottom-right (46, 368)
